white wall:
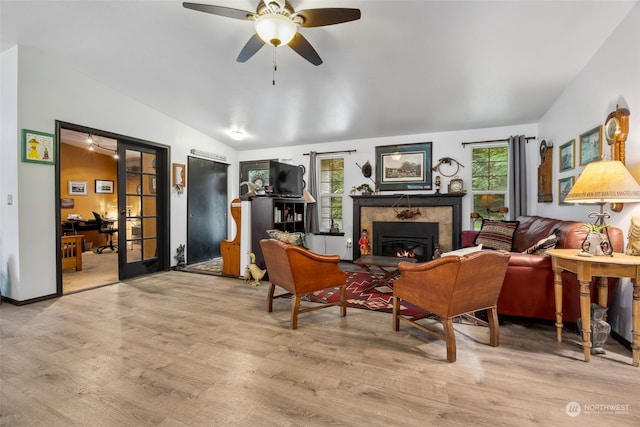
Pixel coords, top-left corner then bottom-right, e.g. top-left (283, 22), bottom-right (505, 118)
top-left (1, 46), bottom-right (238, 301)
top-left (538, 3), bottom-right (640, 341)
top-left (0, 46), bottom-right (19, 300)
top-left (240, 122), bottom-right (538, 259)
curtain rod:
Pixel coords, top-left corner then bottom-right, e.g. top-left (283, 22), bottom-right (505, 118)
top-left (461, 136), bottom-right (536, 147)
top-left (303, 149), bottom-right (357, 156)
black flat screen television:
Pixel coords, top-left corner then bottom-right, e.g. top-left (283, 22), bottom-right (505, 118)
top-left (269, 161), bottom-right (303, 197)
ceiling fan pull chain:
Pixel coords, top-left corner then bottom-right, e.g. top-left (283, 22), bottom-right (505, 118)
top-left (272, 47), bottom-right (277, 86)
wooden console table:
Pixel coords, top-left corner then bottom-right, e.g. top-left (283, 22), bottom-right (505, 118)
top-left (547, 248), bottom-right (640, 367)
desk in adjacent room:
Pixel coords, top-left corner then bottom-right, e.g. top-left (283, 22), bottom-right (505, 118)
top-left (62, 219), bottom-right (112, 251)
top-left (63, 219), bottom-right (98, 233)
top-left (547, 248), bottom-right (640, 367)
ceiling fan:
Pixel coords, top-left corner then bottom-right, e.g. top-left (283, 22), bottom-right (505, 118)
top-left (183, 1), bottom-right (361, 66)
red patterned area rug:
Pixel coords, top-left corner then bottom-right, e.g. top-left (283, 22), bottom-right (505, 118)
top-left (306, 271), bottom-right (429, 318)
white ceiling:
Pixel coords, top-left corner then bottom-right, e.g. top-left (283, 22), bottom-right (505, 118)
top-left (2, 0), bottom-right (637, 151)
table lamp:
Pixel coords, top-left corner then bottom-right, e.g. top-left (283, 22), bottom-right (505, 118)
top-left (564, 159), bottom-right (640, 255)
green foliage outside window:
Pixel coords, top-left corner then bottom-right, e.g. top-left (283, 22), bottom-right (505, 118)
top-left (471, 146), bottom-right (509, 229)
top-left (320, 158), bottom-right (344, 231)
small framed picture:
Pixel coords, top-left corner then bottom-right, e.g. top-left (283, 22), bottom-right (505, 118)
top-left (95, 179), bottom-right (114, 194)
top-left (61, 198), bottom-right (74, 209)
top-left (21, 129), bottom-right (56, 165)
top-left (149, 175), bottom-right (157, 194)
top-left (579, 126), bottom-right (602, 165)
top-left (68, 180), bottom-right (88, 196)
top-left (558, 176), bottom-right (575, 206)
top-left (559, 139), bottom-right (575, 172)
top-left (172, 163), bottom-right (186, 188)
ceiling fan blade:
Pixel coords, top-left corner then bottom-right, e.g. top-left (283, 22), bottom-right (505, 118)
top-left (295, 8), bottom-right (361, 27)
top-left (237, 34), bottom-right (265, 62)
top-left (183, 2), bottom-right (253, 20)
top-left (288, 33), bottom-right (322, 66)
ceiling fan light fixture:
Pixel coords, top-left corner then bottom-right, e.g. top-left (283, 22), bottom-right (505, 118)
top-left (229, 130), bottom-right (246, 140)
top-left (255, 13), bottom-right (296, 46)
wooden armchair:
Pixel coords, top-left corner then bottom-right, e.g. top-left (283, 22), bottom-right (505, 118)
top-left (392, 251), bottom-right (511, 362)
top-left (260, 239), bottom-right (347, 329)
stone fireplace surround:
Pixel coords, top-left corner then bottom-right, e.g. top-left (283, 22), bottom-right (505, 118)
top-left (351, 194), bottom-right (464, 260)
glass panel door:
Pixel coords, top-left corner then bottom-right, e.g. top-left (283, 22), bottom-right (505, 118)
top-left (118, 142), bottom-right (166, 278)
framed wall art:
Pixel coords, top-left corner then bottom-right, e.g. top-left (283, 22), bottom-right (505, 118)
top-left (558, 176), bottom-right (575, 206)
top-left (375, 142), bottom-right (432, 191)
top-left (149, 176), bottom-right (157, 194)
top-left (172, 163), bottom-right (186, 188)
top-left (21, 129), bottom-right (56, 165)
top-left (68, 181), bottom-right (88, 196)
top-left (61, 198), bottom-right (74, 209)
top-left (579, 126), bottom-right (602, 165)
top-left (95, 179), bottom-right (114, 194)
top-left (559, 139), bottom-right (575, 172)
top-left (239, 159), bottom-right (276, 195)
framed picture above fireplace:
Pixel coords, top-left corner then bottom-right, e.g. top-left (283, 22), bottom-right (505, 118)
top-left (375, 142), bottom-right (432, 191)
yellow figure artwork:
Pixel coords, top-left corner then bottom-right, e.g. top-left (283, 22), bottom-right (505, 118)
top-left (27, 138), bottom-right (40, 160)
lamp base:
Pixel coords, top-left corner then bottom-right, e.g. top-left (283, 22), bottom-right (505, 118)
top-left (580, 203), bottom-right (613, 256)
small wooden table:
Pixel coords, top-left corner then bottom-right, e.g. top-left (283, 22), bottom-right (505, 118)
top-left (354, 255), bottom-right (417, 291)
top-left (547, 248), bottom-right (640, 367)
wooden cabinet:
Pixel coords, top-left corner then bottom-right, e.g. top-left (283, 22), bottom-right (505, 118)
top-left (251, 197), bottom-right (306, 269)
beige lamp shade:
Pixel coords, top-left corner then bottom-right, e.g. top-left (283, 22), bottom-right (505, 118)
top-left (302, 189), bottom-right (316, 203)
top-left (565, 160), bottom-right (640, 204)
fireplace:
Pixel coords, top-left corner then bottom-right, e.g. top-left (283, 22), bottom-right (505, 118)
top-left (351, 194), bottom-right (464, 259)
top-left (374, 221), bottom-right (439, 262)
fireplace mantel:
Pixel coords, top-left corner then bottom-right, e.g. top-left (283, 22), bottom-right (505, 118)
top-left (351, 194), bottom-right (465, 259)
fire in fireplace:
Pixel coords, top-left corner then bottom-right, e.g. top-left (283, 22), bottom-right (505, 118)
top-left (373, 221), bottom-right (439, 262)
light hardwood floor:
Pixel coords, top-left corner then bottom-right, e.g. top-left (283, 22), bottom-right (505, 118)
top-left (63, 250), bottom-right (118, 294)
top-left (1, 271), bottom-right (638, 426)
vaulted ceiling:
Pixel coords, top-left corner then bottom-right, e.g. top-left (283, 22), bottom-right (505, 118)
top-left (1, 1), bottom-right (637, 150)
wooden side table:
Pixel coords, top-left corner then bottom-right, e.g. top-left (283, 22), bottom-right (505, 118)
top-left (546, 248), bottom-right (640, 367)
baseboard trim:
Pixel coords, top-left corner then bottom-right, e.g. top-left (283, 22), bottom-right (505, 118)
top-left (1, 293), bottom-right (59, 306)
top-left (611, 330), bottom-right (632, 351)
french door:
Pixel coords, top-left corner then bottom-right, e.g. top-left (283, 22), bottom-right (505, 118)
top-left (117, 141), bottom-right (168, 279)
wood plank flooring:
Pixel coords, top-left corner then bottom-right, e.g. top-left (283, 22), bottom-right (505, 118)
top-left (1, 271), bottom-right (639, 426)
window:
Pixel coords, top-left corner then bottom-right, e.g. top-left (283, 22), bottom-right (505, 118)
top-left (319, 157), bottom-right (344, 232)
top-left (471, 145), bottom-right (508, 229)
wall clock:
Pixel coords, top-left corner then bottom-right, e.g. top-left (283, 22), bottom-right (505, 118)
top-left (448, 176), bottom-right (464, 194)
top-left (604, 105), bottom-right (630, 154)
top-left (604, 116), bottom-right (621, 143)
top-left (604, 105), bottom-right (630, 212)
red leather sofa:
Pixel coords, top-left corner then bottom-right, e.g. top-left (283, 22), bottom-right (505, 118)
top-left (462, 215), bottom-right (623, 322)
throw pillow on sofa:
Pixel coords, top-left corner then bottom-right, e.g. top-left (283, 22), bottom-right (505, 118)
top-left (523, 228), bottom-right (561, 255)
top-left (266, 229), bottom-right (308, 248)
top-left (473, 220), bottom-right (519, 251)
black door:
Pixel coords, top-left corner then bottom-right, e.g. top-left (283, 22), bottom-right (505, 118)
top-left (118, 141), bottom-right (168, 278)
top-left (187, 156), bottom-right (228, 264)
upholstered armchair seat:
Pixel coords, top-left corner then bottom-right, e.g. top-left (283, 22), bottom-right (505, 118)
top-left (260, 238), bottom-right (347, 329)
top-left (393, 250), bottom-right (511, 363)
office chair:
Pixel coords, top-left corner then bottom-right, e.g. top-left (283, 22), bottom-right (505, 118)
top-left (92, 211), bottom-right (118, 254)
